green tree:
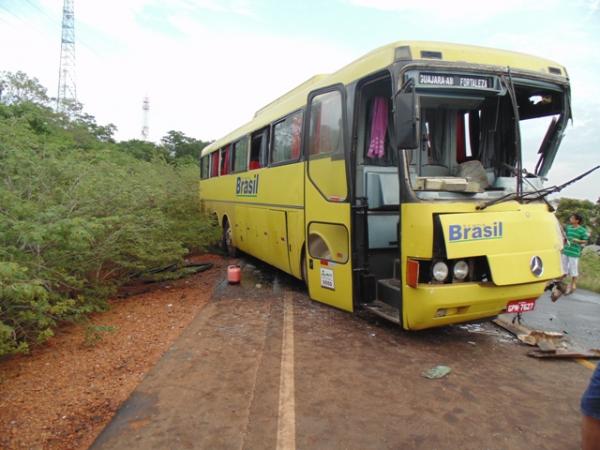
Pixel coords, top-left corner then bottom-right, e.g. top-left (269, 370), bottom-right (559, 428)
top-left (0, 72), bottom-right (219, 356)
top-left (0, 71), bottom-right (50, 106)
top-left (161, 130), bottom-right (210, 162)
top-left (58, 99), bottom-right (118, 144)
top-left (556, 197), bottom-right (600, 244)
top-left (117, 139), bottom-right (169, 161)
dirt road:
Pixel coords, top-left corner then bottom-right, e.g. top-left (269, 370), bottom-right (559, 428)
top-left (91, 258), bottom-right (594, 450)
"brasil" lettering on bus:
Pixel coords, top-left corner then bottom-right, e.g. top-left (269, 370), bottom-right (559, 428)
top-left (236, 174), bottom-right (259, 197)
top-left (448, 221), bottom-right (503, 243)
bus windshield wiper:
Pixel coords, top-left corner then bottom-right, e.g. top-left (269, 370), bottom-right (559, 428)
top-left (522, 165), bottom-right (600, 203)
top-left (504, 163), bottom-right (555, 211)
top-left (477, 165), bottom-right (600, 210)
top-left (477, 163), bottom-right (533, 210)
top-left (476, 191), bottom-right (519, 210)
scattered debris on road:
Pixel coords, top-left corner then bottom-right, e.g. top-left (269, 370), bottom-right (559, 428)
top-left (458, 323), bottom-right (501, 335)
top-left (527, 349), bottom-right (600, 359)
top-left (516, 330), bottom-right (565, 347)
top-left (493, 317), bottom-right (600, 360)
top-left (422, 365), bottom-right (452, 379)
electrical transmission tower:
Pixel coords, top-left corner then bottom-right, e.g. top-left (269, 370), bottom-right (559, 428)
top-left (57, 0), bottom-right (76, 111)
top-left (141, 96), bottom-right (150, 140)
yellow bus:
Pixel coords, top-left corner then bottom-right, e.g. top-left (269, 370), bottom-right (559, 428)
top-left (199, 40), bottom-right (570, 330)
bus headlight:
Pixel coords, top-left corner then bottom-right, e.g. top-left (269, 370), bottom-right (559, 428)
top-left (453, 260), bottom-right (469, 281)
top-left (432, 261), bottom-right (449, 282)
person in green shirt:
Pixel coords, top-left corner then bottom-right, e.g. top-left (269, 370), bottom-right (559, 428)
top-left (561, 213), bottom-right (590, 294)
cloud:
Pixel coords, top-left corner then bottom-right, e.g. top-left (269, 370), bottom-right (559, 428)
top-left (3, 0), bottom-right (599, 202)
top-left (172, 0), bottom-right (258, 17)
top-left (67, 16), bottom-right (354, 142)
top-left (345, 0), bottom-right (562, 21)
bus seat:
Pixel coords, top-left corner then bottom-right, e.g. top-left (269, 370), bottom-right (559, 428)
top-left (421, 164), bottom-right (450, 177)
top-left (364, 170), bottom-right (399, 249)
top-left (485, 168), bottom-right (496, 186)
top-left (365, 172), bottom-right (399, 209)
top-left (368, 215), bottom-right (398, 249)
top-left (249, 160), bottom-right (261, 170)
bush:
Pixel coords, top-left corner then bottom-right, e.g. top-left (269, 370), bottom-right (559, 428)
top-left (556, 197), bottom-right (600, 244)
top-left (0, 75), bottom-right (219, 356)
top-left (0, 145), bottom-right (219, 355)
top-left (579, 249), bottom-right (600, 294)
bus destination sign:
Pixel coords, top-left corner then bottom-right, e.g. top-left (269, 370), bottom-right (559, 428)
top-left (418, 73), bottom-right (492, 89)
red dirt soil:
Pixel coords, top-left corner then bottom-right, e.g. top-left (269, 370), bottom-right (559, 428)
top-left (0, 254), bottom-right (225, 450)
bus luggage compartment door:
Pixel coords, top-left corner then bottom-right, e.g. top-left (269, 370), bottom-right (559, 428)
top-left (247, 208), bottom-right (290, 274)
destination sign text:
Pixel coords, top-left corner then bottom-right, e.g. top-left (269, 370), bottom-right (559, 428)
top-left (418, 73), bottom-right (492, 89)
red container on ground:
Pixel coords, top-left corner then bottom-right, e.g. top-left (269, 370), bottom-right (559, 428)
top-left (227, 265), bottom-right (241, 284)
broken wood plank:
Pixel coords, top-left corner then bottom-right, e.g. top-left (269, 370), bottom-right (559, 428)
top-left (517, 330), bottom-right (564, 346)
top-left (528, 349), bottom-right (600, 359)
top-left (493, 318), bottom-right (565, 347)
top-left (492, 317), bottom-right (532, 337)
top-left (537, 340), bottom-right (557, 352)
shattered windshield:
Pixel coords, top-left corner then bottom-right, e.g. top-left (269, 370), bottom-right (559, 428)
top-left (406, 78), bottom-right (568, 199)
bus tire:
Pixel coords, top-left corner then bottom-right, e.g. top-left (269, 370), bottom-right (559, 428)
top-left (222, 219), bottom-right (237, 257)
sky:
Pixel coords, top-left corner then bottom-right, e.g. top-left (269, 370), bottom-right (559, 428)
top-left (0, 0), bottom-right (599, 200)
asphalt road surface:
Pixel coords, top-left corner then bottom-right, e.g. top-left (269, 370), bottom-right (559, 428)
top-left (505, 288), bottom-right (600, 350)
top-left (91, 256), bottom-right (596, 450)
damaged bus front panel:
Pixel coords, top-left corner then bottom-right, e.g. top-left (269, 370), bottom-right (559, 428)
top-left (358, 59), bottom-right (570, 329)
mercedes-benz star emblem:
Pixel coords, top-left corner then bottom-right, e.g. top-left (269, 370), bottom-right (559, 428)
top-left (530, 256), bottom-right (543, 277)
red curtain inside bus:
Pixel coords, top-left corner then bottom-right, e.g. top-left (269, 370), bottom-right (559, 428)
top-left (367, 97), bottom-right (388, 159)
top-left (221, 145), bottom-right (231, 175)
top-left (211, 151), bottom-right (219, 177)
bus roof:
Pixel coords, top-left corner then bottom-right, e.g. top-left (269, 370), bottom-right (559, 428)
top-left (201, 40), bottom-right (568, 157)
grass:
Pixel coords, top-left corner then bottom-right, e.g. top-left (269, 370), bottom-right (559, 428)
top-left (579, 248), bottom-right (600, 293)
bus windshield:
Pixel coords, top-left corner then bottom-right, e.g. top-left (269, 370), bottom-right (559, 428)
top-left (406, 77), bottom-right (568, 199)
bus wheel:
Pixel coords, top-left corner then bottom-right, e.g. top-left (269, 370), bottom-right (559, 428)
top-left (222, 219), bottom-right (237, 257)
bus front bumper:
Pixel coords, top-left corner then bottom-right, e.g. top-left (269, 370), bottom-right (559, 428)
top-left (404, 281), bottom-right (546, 330)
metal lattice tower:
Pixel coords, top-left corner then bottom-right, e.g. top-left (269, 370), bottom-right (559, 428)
top-left (57, 0), bottom-right (76, 111)
top-left (141, 96), bottom-right (150, 140)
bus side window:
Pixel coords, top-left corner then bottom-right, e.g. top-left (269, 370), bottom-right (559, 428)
top-left (272, 110), bottom-right (303, 164)
top-left (232, 137), bottom-right (249, 173)
top-left (200, 156), bottom-right (209, 179)
top-left (220, 145), bottom-right (231, 175)
top-left (309, 92), bottom-right (342, 157)
top-left (250, 127), bottom-right (269, 170)
top-left (307, 89), bottom-right (347, 201)
top-left (210, 151), bottom-right (219, 177)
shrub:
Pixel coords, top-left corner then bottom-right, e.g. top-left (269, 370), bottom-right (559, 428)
top-left (0, 80), bottom-right (219, 356)
top-left (579, 249), bottom-right (600, 294)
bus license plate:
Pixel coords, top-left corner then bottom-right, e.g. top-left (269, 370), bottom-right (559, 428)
top-left (506, 299), bottom-right (535, 314)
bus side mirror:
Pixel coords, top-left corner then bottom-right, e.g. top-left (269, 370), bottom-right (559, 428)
top-left (394, 92), bottom-right (419, 150)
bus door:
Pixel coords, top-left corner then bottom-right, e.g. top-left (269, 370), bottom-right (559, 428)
top-left (304, 86), bottom-right (353, 312)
